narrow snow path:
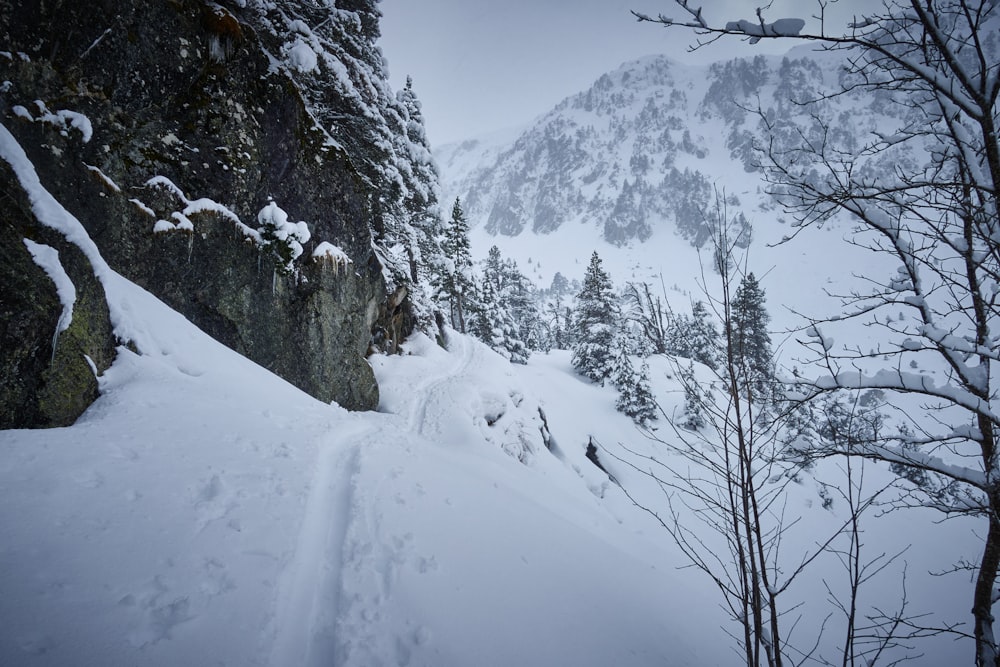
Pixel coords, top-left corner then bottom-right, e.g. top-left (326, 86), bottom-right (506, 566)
top-left (269, 334), bottom-right (478, 666)
top-left (267, 422), bottom-right (367, 667)
top-left (407, 332), bottom-right (475, 436)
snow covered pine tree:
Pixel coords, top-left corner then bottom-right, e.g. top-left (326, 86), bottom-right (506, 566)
top-left (728, 272), bottom-right (775, 405)
top-left (572, 251), bottom-right (619, 384)
top-left (612, 342), bottom-right (658, 425)
top-left (469, 246), bottom-right (535, 364)
top-left (440, 198), bottom-right (475, 333)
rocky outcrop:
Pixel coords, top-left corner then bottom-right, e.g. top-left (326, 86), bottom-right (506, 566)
top-left (0, 0), bottom-right (413, 423)
top-left (0, 159), bottom-right (116, 427)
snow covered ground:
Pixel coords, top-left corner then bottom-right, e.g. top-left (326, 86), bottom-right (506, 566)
top-left (0, 271), bottom-right (979, 665)
top-left (0, 144), bottom-right (977, 665)
top-left (0, 83), bottom-right (983, 665)
top-left (0, 120), bottom-right (735, 665)
top-left (0, 267), bottom-right (728, 666)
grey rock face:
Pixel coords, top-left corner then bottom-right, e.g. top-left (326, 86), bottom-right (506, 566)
top-left (0, 0), bottom-right (402, 422)
top-left (0, 160), bottom-right (116, 428)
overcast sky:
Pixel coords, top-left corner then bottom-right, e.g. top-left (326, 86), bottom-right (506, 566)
top-left (378, 0), bottom-right (868, 147)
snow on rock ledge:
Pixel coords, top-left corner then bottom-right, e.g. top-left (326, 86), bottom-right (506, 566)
top-left (312, 241), bottom-right (352, 273)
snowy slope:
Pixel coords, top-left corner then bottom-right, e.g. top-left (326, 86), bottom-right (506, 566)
top-left (0, 283), bottom-right (731, 666)
top-left (2, 283), bottom-right (975, 665)
top-left (426, 44), bottom-right (985, 666)
top-left (0, 43), bottom-right (982, 667)
top-left (0, 123), bottom-right (733, 664)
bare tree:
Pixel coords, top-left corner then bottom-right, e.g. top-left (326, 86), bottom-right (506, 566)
top-left (623, 280), bottom-right (671, 354)
top-left (634, 1), bottom-right (1000, 663)
top-left (611, 212), bottom-right (935, 665)
top-left (614, 201), bottom-right (811, 667)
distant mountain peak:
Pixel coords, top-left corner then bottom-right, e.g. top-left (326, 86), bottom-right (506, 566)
top-left (437, 46), bottom-right (889, 249)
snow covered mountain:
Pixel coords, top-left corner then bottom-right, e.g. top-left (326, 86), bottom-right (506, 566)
top-left (437, 46), bottom-right (889, 249)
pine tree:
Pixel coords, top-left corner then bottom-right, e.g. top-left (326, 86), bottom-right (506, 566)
top-left (688, 300), bottom-right (720, 369)
top-left (728, 272), bottom-right (773, 403)
top-left (679, 363), bottom-right (706, 430)
top-left (467, 278), bottom-right (496, 343)
top-left (572, 251), bottom-right (619, 384)
top-left (389, 75), bottom-right (448, 327)
top-left (440, 198), bottom-right (475, 332)
top-left (669, 300), bottom-right (720, 370)
top-left (545, 295), bottom-right (567, 350)
top-left (542, 272), bottom-right (576, 350)
top-left (504, 261), bottom-right (542, 352)
top-left (613, 341), bottom-right (658, 425)
top-left (632, 359), bottom-right (658, 424)
top-left (468, 246), bottom-right (533, 364)
top-left (395, 76), bottom-right (438, 217)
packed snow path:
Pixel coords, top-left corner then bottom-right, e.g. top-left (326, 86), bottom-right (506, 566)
top-left (267, 425), bottom-right (363, 666)
top-left (269, 332), bottom-right (481, 667)
top-left (407, 331), bottom-right (476, 438)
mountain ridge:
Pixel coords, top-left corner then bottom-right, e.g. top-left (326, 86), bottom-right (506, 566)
top-left (437, 45), bottom-right (888, 251)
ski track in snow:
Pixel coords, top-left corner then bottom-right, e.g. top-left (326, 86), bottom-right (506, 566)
top-left (268, 424), bottom-right (364, 667)
top-left (408, 333), bottom-right (475, 437)
top-left (271, 335), bottom-right (475, 666)
top-left (332, 433), bottom-right (423, 666)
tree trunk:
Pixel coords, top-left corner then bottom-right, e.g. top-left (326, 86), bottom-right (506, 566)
top-left (974, 488), bottom-right (1000, 667)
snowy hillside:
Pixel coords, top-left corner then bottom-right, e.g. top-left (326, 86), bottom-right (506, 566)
top-left (0, 122), bottom-right (976, 665)
top-left (0, 146), bottom-right (722, 664)
top-left (0, 253), bottom-right (977, 666)
top-left (0, 296), bottom-right (717, 665)
top-left (0, 231), bottom-right (977, 666)
top-left (424, 35), bottom-right (995, 667)
top-left (0, 131), bottom-right (975, 665)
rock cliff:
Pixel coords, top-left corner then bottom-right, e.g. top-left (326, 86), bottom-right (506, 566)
top-left (1, 0), bottom-right (433, 424)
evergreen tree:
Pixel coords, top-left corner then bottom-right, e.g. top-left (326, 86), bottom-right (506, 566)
top-left (395, 76), bottom-right (438, 217)
top-left (389, 75), bottom-right (448, 327)
top-left (545, 295), bottom-right (567, 350)
top-left (728, 272), bottom-right (773, 403)
top-left (572, 251), bottom-right (619, 384)
top-left (632, 359), bottom-right (658, 424)
top-left (613, 342), bottom-right (658, 425)
top-left (542, 272), bottom-right (576, 350)
top-left (560, 305), bottom-right (576, 348)
top-left (504, 260), bottom-right (542, 352)
top-left (678, 363), bottom-right (707, 430)
top-left (550, 271), bottom-right (570, 295)
top-left (669, 300), bottom-right (720, 370)
top-left (467, 277), bottom-right (496, 343)
top-left (440, 198), bottom-right (475, 332)
top-left (688, 300), bottom-right (720, 370)
top-left (468, 246), bottom-right (534, 364)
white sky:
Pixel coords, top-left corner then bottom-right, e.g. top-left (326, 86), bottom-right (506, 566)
top-left (378, 0), bottom-right (869, 146)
